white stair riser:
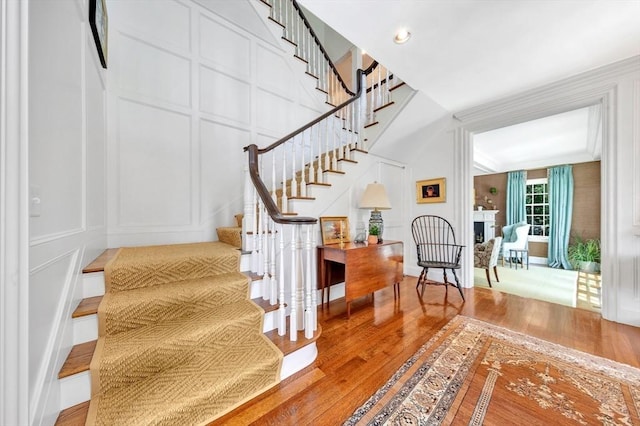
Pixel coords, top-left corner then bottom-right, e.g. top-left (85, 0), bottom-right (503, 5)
top-left (281, 343), bottom-right (317, 380)
top-left (73, 315), bottom-right (98, 345)
top-left (83, 272), bottom-right (105, 298)
top-left (60, 371), bottom-right (91, 410)
top-left (240, 253), bottom-right (251, 271)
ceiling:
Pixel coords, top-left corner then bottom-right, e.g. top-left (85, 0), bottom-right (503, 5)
top-left (473, 106), bottom-right (601, 174)
top-left (297, 0), bottom-right (638, 173)
top-left (297, 0), bottom-right (640, 113)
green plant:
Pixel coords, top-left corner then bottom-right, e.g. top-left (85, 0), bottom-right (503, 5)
top-left (567, 237), bottom-right (600, 267)
top-left (369, 225), bottom-right (380, 236)
top-left (489, 187), bottom-right (498, 195)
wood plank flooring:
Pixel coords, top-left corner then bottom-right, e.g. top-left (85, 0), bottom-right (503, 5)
top-left (212, 276), bottom-right (640, 425)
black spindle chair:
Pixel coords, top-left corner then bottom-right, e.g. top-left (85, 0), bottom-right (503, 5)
top-left (411, 215), bottom-right (465, 301)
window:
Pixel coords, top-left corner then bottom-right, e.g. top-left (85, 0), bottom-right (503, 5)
top-left (526, 178), bottom-right (549, 240)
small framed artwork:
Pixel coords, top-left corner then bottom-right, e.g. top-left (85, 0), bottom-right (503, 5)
top-left (320, 216), bottom-right (350, 245)
top-left (89, 0), bottom-right (108, 68)
top-left (416, 177), bottom-right (446, 204)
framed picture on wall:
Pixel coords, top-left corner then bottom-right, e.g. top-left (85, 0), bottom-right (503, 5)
top-left (319, 216), bottom-right (350, 245)
top-left (89, 0), bottom-right (108, 68)
top-left (416, 177), bottom-right (446, 203)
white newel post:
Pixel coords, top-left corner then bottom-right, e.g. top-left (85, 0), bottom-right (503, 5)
top-left (304, 225), bottom-right (314, 338)
top-left (289, 225), bottom-right (298, 341)
top-left (278, 223), bottom-right (286, 336)
top-left (243, 164), bottom-right (254, 253)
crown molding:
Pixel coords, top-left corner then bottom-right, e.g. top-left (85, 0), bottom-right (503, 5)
top-left (454, 55), bottom-right (640, 131)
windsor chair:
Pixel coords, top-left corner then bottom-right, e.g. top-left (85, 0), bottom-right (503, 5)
top-left (411, 215), bottom-right (465, 301)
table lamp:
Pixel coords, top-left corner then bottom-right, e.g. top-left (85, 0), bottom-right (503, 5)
top-left (359, 182), bottom-right (391, 242)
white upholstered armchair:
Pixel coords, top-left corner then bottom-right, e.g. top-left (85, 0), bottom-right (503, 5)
top-left (501, 224), bottom-right (530, 266)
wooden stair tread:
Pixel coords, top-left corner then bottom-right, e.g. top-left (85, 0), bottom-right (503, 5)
top-left (264, 323), bottom-right (322, 356)
top-left (59, 340), bottom-right (96, 379)
top-left (323, 169), bottom-right (345, 175)
top-left (390, 81), bottom-right (406, 91)
top-left (304, 71), bottom-right (318, 80)
top-left (267, 17), bottom-right (285, 30)
top-left (55, 401), bottom-right (89, 426)
top-left (289, 196), bottom-right (315, 200)
top-left (351, 147), bottom-right (368, 154)
top-left (281, 36), bottom-right (296, 47)
top-left (294, 54), bottom-right (308, 64)
top-left (307, 182), bottom-right (331, 187)
top-left (72, 296), bottom-right (102, 318)
top-left (82, 248), bottom-right (119, 273)
top-left (364, 121), bottom-right (379, 129)
top-left (338, 158), bottom-right (357, 164)
top-left (374, 101), bottom-right (395, 112)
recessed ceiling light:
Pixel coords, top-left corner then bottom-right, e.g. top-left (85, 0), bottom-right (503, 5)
top-left (394, 28), bottom-right (411, 44)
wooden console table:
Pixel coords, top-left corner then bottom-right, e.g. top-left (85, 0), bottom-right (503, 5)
top-left (317, 240), bottom-right (403, 318)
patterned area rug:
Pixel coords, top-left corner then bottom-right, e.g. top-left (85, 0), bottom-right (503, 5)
top-left (87, 242), bottom-right (282, 425)
top-left (345, 316), bottom-right (640, 425)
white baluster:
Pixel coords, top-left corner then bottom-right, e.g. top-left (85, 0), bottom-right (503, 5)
top-left (290, 139), bottom-right (298, 198)
top-left (251, 182), bottom-right (259, 273)
top-left (295, 226), bottom-right (304, 332)
top-left (300, 131), bottom-right (307, 197)
top-left (243, 163), bottom-right (254, 252)
top-left (385, 67), bottom-right (391, 104)
top-left (289, 225), bottom-right (298, 341)
top-left (323, 119), bottom-right (329, 181)
top-left (332, 113), bottom-right (338, 170)
top-left (377, 66), bottom-right (382, 108)
top-left (311, 224), bottom-right (318, 330)
top-left (310, 125), bottom-right (317, 184)
top-left (262, 205), bottom-right (269, 300)
top-left (281, 144), bottom-right (288, 213)
top-left (270, 217), bottom-right (277, 305)
top-left (278, 224), bottom-right (286, 335)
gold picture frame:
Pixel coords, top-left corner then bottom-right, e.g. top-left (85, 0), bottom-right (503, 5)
top-left (416, 177), bottom-right (446, 204)
top-left (319, 216), bottom-right (350, 245)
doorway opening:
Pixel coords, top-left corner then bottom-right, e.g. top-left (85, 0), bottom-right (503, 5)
top-left (471, 105), bottom-right (602, 312)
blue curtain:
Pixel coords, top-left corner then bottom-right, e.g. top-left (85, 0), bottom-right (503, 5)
top-left (506, 171), bottom-right (526, 225)
top-left (548, 165), bottom-right (573, 269)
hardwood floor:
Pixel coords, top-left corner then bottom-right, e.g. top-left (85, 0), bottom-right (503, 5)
top-left (212, 275), bottom-right (640, 425)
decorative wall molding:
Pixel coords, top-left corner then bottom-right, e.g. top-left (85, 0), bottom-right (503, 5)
top-left (453, 62), bottom-right (630, 322)
top-left (0, 0), bottom-right (30, 423)
top-left (455, 56), bottom-right (640, 125)
top-left (633, 79), bottom-right (640, 236)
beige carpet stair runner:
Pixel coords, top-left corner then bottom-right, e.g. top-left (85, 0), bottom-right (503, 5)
top-left (216, 214), bottom-right (243, 249)
top-left (87, 241), bottom-right (282, 425)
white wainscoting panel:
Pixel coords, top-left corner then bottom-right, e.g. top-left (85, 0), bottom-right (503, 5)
top-left (199, 14), bottom-right (251, 80)
top-left (199, 65), bottom-right (251, 125)
top-left (199, 119), bottom-right (249, 219)
top-left (256, 44), bottom-right (295, 100)
top-left (107, 0), bottom-right (331, 245)
top-left (117, 99), bottom-right (192, 227)
top-left (256, 88), bottom-right (295, 133)
top-left (86, 47), bottom-right (107, 230)
top-left (111, 0), bottom-right (191, 52)
top-left (116, 34), bottom-right (191, 108)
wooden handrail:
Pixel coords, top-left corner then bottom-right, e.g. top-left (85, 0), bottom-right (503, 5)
top-left (244, 61), bottom-right (378, 225)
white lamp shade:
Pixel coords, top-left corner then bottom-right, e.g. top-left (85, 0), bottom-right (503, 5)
top-left (359, 182), bottom-right (391, 210)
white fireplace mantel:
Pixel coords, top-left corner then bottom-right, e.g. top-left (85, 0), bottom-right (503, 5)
top-left (473, 210), bottom-right (499, 242)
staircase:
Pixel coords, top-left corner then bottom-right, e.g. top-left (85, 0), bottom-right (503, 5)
top-left (55, 0), bottom-right (415, 422)
top-left (55, 246), bottom-right (320, 425)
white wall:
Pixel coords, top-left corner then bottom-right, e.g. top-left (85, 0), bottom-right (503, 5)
top-left (106, 0), bottom-right (329, 247)
top-left (27, 0), bottom-right (107, 423)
